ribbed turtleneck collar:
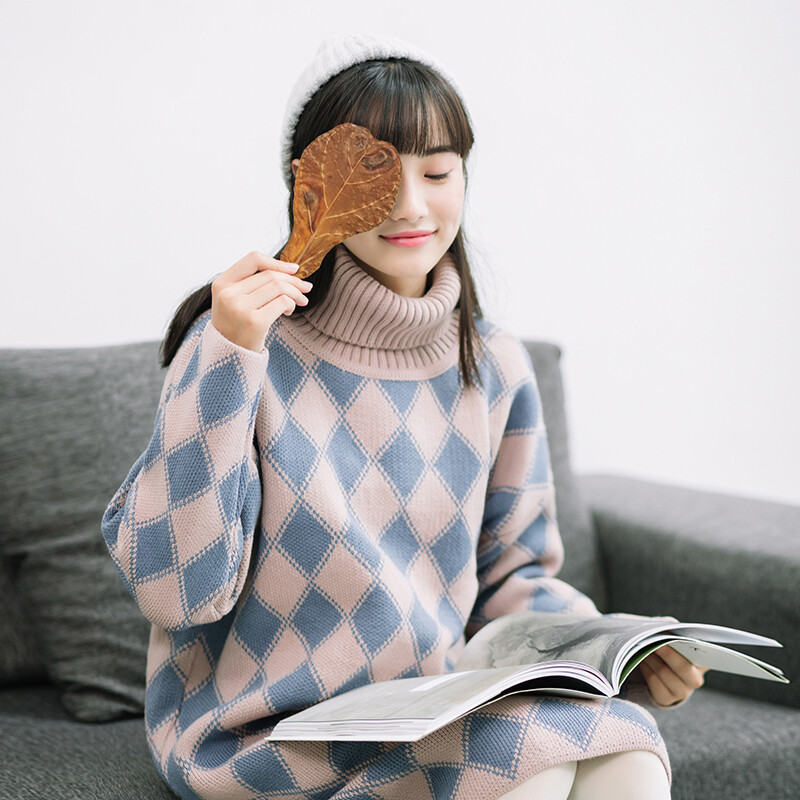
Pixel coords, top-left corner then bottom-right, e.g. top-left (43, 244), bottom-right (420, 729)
top-left (281, 245), bottom-right (462, 377)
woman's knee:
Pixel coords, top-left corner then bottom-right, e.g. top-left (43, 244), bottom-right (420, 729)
top-left (568, 750), bottom-right (669, 800)
top-left (495, 760), bottom-right (577, 800)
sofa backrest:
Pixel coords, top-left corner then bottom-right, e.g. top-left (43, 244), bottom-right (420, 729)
top-left (524, 342), bottom-right (606, 608)
top-left (0, 337), bottom-right (605, 719)
top-left (0, 342), bottom-right (165, 719)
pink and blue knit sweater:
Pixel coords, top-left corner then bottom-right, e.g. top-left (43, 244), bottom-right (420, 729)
top-left (102, 246), bottom-right (668, 799)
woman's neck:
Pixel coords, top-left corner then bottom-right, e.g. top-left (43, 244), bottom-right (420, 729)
top-left (345, 251), bottom-right (429, 298)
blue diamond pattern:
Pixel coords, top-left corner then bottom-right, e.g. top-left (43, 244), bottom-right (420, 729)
top-left (329, 741), bottom-right (384, 775)
top-left (134, 516), bottom-right (175, 580)
top-left (198, 358), bottom-right (246, 427)
top-left (218, 469), bottom-right (241, 526)
top-left (605, 697), bottom-right (662, 742)
top-left (199, 614), bottom-right (235, 662)
top-left (363, 745), bottom-right (417, 784)
top-left (352, 585), bottom-right (402, 654)
top-left (142, 424), bottom-right (164, 468)
top-left (268, 662), bottom-right (322, 711)
top-left (315, 360), bottom-right (365, 408)
top-left (516, 514), bottom-right (548, 558)
top-left (180, 679), bottom-right (221, 731)
top-left (166, 437), bottom-right (212, 504)
top-left (410, 599), bottom-right (439, 659)
top-left (326, 423), bottom-right (368, 493)
top-left (293, 589), bottom-right (342, 650)
top-left (380, 380), bottom-right (418, 415)
top-left (268, 339), bottom-right (306, 403)
top-left (335, 665), bottom-right (370, 696)
top-left (379, 430), bottom-right (425, 499)
top-left (279, 505), bottom-right (332, 575)
top-left (430, 518), bottom-right (474, 585)
top-left (528, 584), bottom-right (571, 613)
top-left (505, 381), bottom-right (539, 432)
top-left (234, 594), bottom-right (283, 657)
top-left (271, 418), bottom-right (318, 489)
top-left (437, 595), bottom-right (464, 644)
top-left (514, 563), bottom-right (547, 580)
top-left (232, 742), bottom-right (300, 793)
top-left (483, 489), bottom-right (518, 533)
top-left (424, 765), bottom-right (463, 800)
top-left (535, 699), bottom-right (600, 748)
top-left (146, 663), bottom-right (185, 730)
top-left (428, 365), bottom-right (460, 415)
top-left (478, 354), bottom-right (506, 408)
top-left (182, 538), bottom-right (230, 611)
top-left (465, 713), bottom-right (525, 776)
top-left (166, 757), bottom-right (204, 800)
top-left (380, 516), bottom-right (420, 573)
top-left (345, 519), bottom-right (382, 571)
top-left (193, 722), bottom-right (240, 770)
top-left (435, 432), bottom-right (481, 501)
top-left (527, 435), bottom-right (550, 486)
top-left (175, 345), bottom-right (199, 394)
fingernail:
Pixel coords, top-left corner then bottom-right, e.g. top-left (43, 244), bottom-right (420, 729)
top-left (301, 281), bottom-right (313, 290)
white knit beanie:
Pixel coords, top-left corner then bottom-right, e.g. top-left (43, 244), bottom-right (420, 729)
top-left (279, 33), bottom-right (469, 188)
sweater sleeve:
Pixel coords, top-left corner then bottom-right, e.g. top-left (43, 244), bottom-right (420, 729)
top-left (467, 339), bottom-right (599, 637)
top-left (101, 311), bottom-right (266, 631)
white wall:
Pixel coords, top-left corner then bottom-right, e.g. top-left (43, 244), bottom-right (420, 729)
top-left (2, 1), bottom-right (798, 505)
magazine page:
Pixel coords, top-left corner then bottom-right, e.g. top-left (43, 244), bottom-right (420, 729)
top-left (665, 640), bottom-right (788, 682)
top-left (455, 611), bottom-right (786, 689)
top-left (268, 668), bottom-right (521, 742)
top-left (455, 612), bottom-right (670, 682)
top-left (267, 662), bottom-right (615, 742)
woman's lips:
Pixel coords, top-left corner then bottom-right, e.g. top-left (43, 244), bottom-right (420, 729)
top-left (380, 231), bottom-right (435, 248)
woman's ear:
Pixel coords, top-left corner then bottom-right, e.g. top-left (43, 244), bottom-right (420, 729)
top-left (291, 158), bottom-right (301, 177)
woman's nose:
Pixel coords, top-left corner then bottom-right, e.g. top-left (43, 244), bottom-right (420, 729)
top-left (389, 173), bottom-right (426, 223)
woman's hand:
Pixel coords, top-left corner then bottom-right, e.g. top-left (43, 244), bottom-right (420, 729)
top-left (211, 252), bottom-right (313, 352)
top-left (639, 646), bottom-right (708, 706)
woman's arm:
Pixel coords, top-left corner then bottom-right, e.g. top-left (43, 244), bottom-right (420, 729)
top-left (101, 312), bottom-right (266, 631)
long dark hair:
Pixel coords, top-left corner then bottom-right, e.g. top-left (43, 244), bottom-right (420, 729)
top-left (161, 58), bottom-right (483, 385)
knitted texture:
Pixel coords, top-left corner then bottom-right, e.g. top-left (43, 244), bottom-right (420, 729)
top-left (279, 34), bottom-right (470, 188)
top-left (102, 247), bottom-right (668, 799)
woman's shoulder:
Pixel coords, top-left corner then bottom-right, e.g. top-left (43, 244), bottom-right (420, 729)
top-left (476, 318), bottom-right (538, 391)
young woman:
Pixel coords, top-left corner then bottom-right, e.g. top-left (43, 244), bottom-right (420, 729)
top-left (102, 34), bottom-right (705, 800)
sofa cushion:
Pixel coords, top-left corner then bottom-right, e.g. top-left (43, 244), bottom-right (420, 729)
top-left (0, 343), bottom-right (165, 720)
top-left (0, 557), bottom-right (45, 682)
top-left (524, 342), bottom-right (606, 609)
top-left (0, 685), bottom-right (177, 799)
top-left (652, 688), bottom-right (800, 800)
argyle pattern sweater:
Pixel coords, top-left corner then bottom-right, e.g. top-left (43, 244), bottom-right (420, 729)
top-left (102, 247), bottom-right (668, 800)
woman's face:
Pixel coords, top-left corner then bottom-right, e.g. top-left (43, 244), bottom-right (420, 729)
top-left (342, 149), bottom-right (466, 297)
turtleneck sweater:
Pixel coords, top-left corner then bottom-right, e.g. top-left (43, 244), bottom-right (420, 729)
top-left (102, 247), bottom-right (669, 800)
top-left (287, 246), bottom-right (462, 374)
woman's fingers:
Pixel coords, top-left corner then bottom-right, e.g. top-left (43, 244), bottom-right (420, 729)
top-left (640, 647), bottom-right (708, 706)
top-left (210, 252), bottom-right (310, 352)
top-left (247, 274), bottom-right (312, 311)
top-left (236, 268), bottom-right (312, 300)
top-left (221, 251), bottom-right (299, 284)
top-left (657, 646), bottom-right (708, 682)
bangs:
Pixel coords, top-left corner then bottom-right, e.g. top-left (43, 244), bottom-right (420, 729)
top-left (293, 59), bottom-right (473, 161)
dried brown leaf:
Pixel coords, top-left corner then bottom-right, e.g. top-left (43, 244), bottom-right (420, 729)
top-left (280, 123), bottom-right (401, 279)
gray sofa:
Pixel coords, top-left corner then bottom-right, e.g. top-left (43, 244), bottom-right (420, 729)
top-left (1, 339), bottom-right (797, 800)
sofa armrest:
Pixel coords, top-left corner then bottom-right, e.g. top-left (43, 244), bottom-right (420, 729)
top-left (578, 474), bottom-right (800, 708)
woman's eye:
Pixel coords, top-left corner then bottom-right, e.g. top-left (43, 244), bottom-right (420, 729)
top-left (426, 172), bottom-right (451, 181)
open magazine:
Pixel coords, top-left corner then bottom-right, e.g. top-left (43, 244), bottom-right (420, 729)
top-left (267, 611), bottom-right (788, 743)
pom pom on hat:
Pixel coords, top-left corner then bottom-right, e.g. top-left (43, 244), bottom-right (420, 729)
top-left (279, 33), bottom-right (468, 188)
